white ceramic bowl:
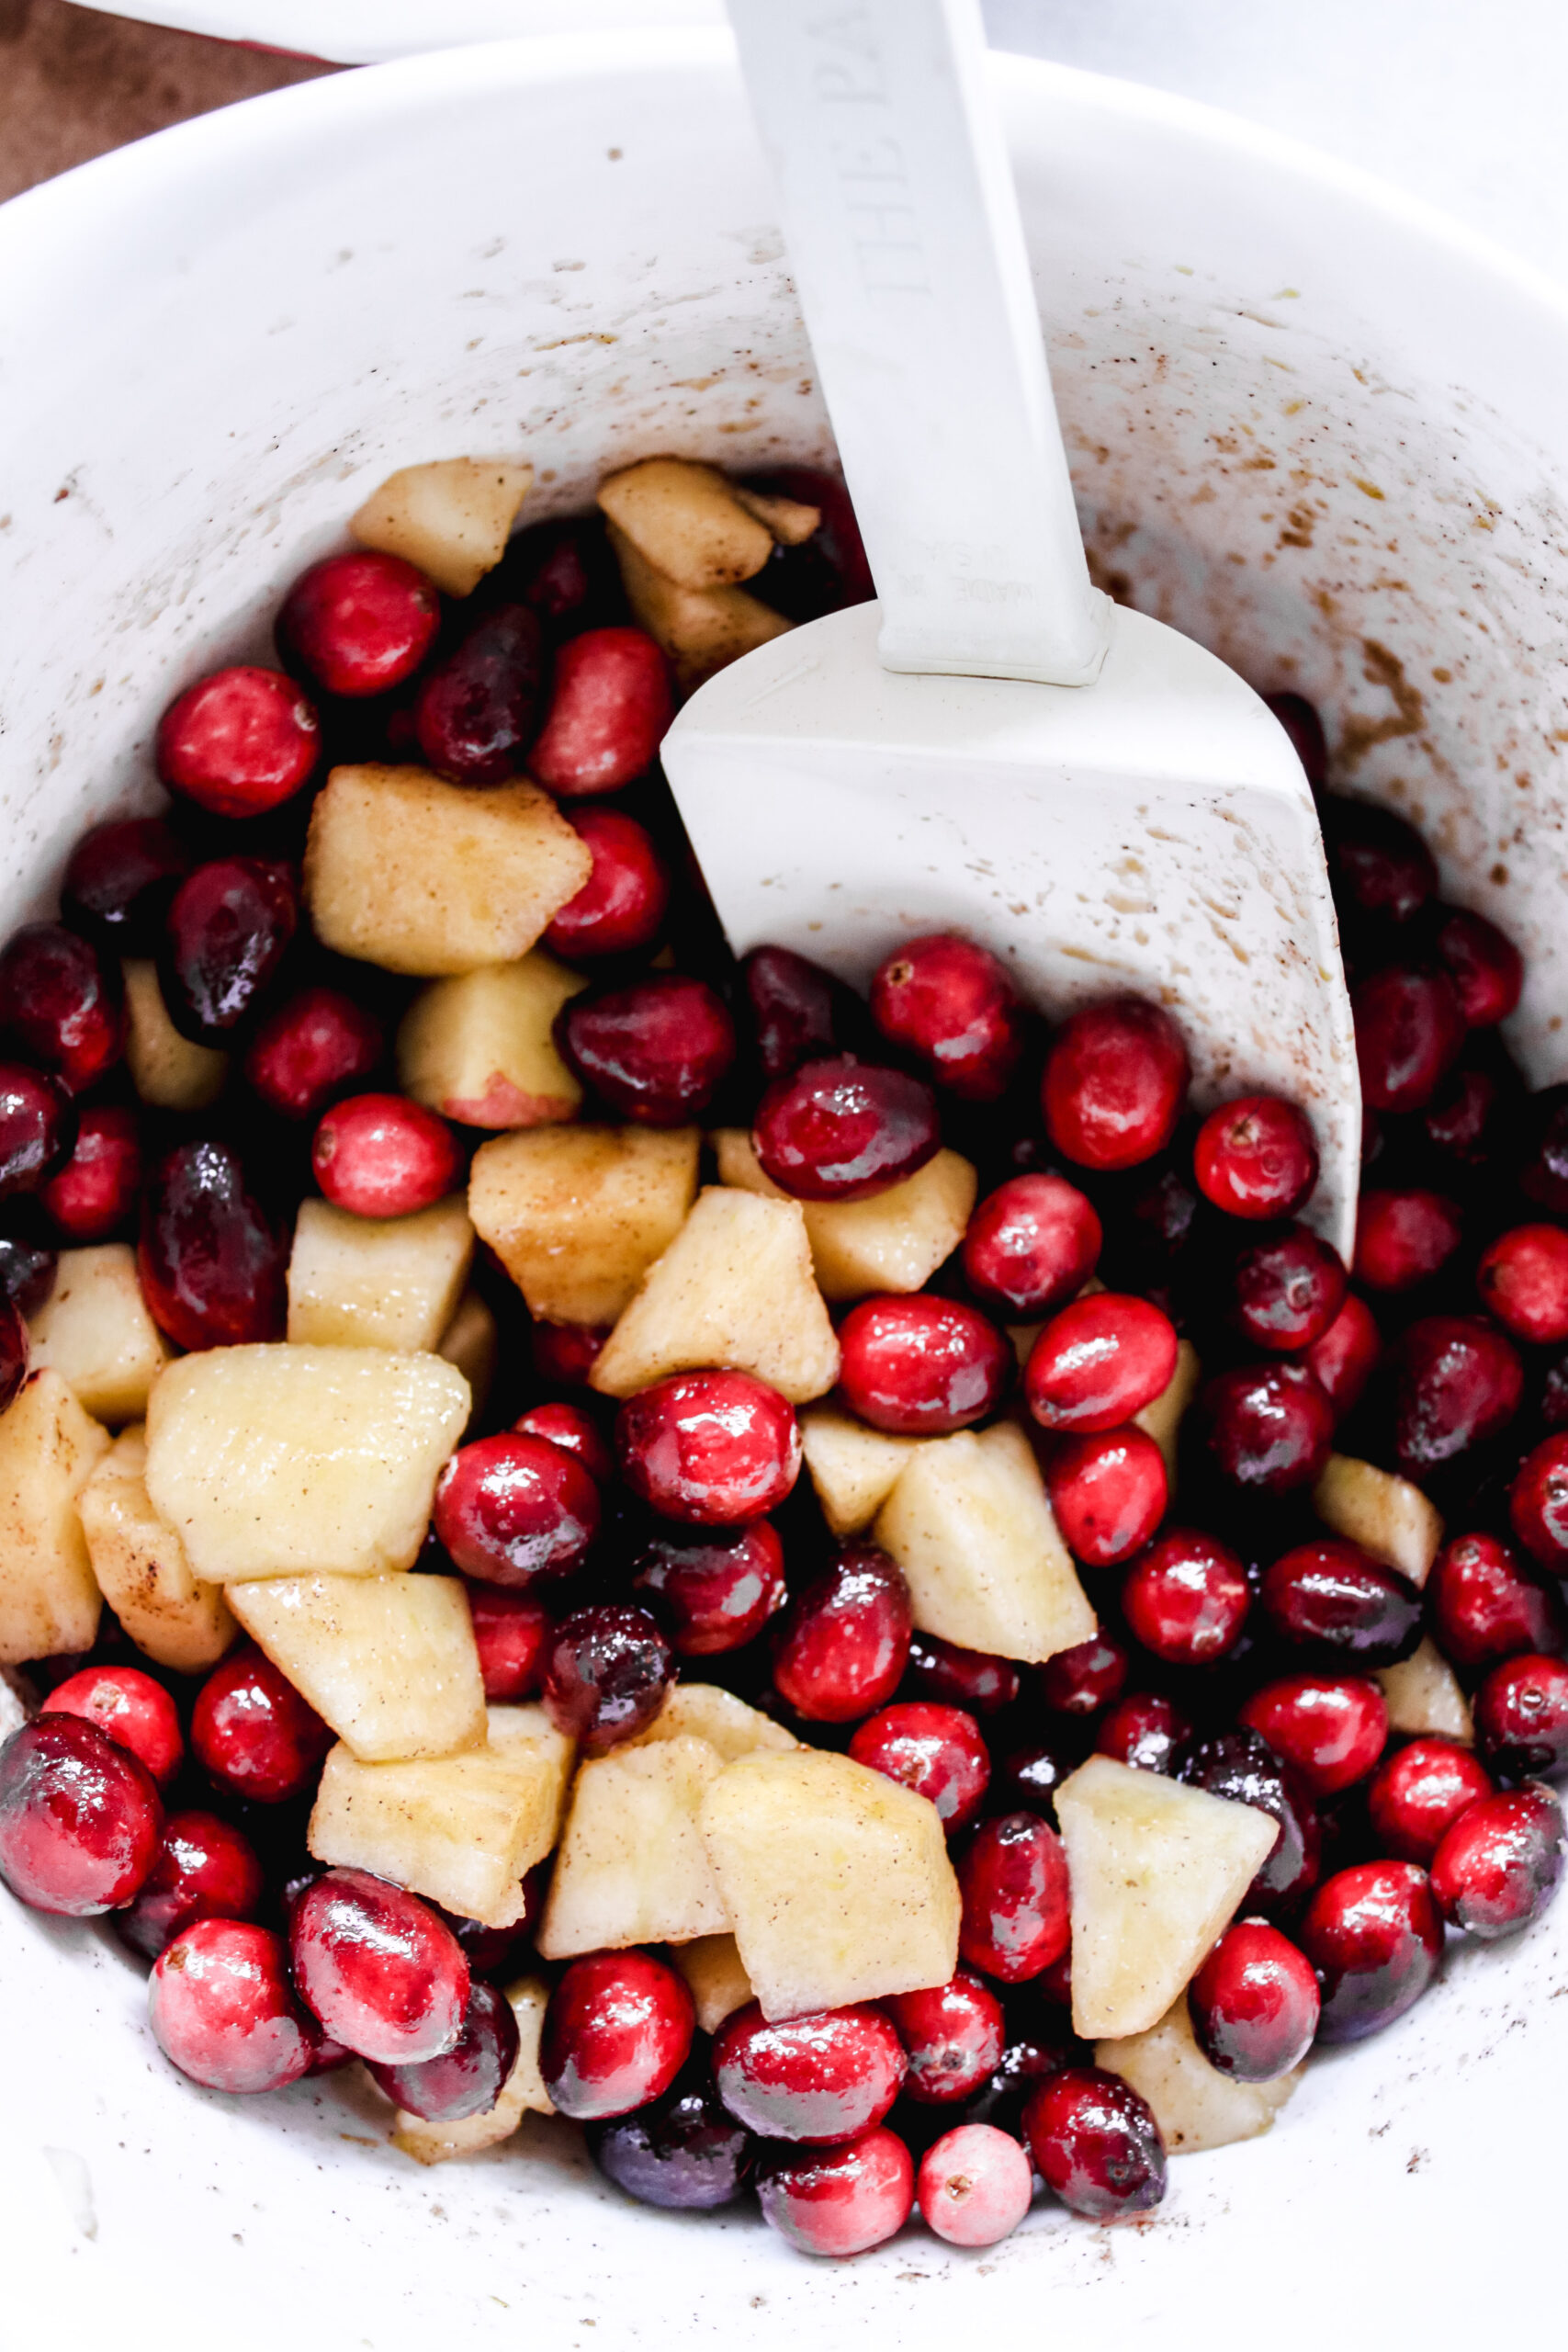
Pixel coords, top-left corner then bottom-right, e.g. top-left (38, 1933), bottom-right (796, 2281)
top-left (3, 32), bottom-right (1568, 2350)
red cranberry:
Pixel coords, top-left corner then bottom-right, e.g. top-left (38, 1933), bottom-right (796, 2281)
top-left (1043, 1425), bottom-right (1167, 1567)
top-left (0, 923), bottom-right (122, 1093)
top-left (957, 1811), bottom-right (1071, 1982)
top-left (1425, 1060), bottom-right (1504, 1163)
top-left (367, 1979), bottom-right (522, 2120)
top-left (62, 816), bottom-right (192, 956)
top-left (531, 1318), bottom-right (608, 1387)
top-left (1258, 1541), bottom-right (1422, 1669)
top-left (1430, 1783), bottom-right (1565, 1937)
top-left (1266, 692), bottom-right (1327, 790)
top-left (543, 809), bottom-right (671, 959)
top-left (1042, 997), bottom-right (1189, 1172)
top-left (1298, 1292), bottom-right (1381, 1420)
top-left (0, 1715), bottom-right (162, 1916)
top-left (1519, 1090), bottom-right (1568, 1214)
top-left (962, 1172), bottom-right (1101, 1318)
top-left (1509, 1431), bottom-right (1568, 1574)
top-left (1473, 1653), bottom-right (1568, 1780)
top-left (1354, 1188), bottom-right (1463, 1291)
top-left (1094, 1690), bottom-right (1192, 1775)
top-left (0, 1303), bottom-right (28, 1419)
top-left (150, 1918), bottom-right (316, 2093)
top-left (631, 1520), bottom-right (786, 1656)
top-left (1392, 1315), bottom-right (1523, 1476)
top-left (1238, 1674), bottom-right (1387, 1797)
top-left (561, 975), bottom-right (734, 1126)
top-left (1201, 1361), bottom-right (1333, 1495)
top-left (1367, 1737), bottom-right (1495, 1864)
top-left (513, 1401), bottom-right (616, 1485)
top-left (0, 1063), bottom-right (74, 1197)
top-left (756, 2126), bottom-right (913, 2257)
top-left (1435, 906), bottom-right (1522, 1026)
top-left (1023, 2065), bottom-right (1166, 2219)
top-left (434, 1432), bottom-right (599, 1589)
top-left (1230, 1225), bottom-right (1347, 1352)
top-left (117, 1809), bottom-right (266, 1962)
top-left (140, 1141), bottom-right (285, 1350)
top-left (849, 1702), bottom-right (990, 1831)
top-left (1325, 797), bottom-right (1436, 926)
top-left (244, 986), bottom-right (382, 1122)
top-left (191, 1645), bottom-right (333, 1804)
top-left (1121, 1528), bottom-right (1250, 1666)
top-left (772, 1544), bottom-right (911, 1723)
top-left (1194, 1094), bottom-right (1319, 1221)
top-left (312, 1092), bottom-right (460, 1218)
top-left (1300, 1860), bottom-right (1443, 2042)
top-left (542, 1604), bottom-right (673, 1752)
top-left (885, 1973), bottom-right (1005, 2105)
top-left (464, 1586), bottom-right (553, 1702)
top-left (1352, 966), bottom-right (1465, 1113)
top-left (753, 1054), bottom-right (938, 1202)
top-left (869, 933), bottom-right (1026, 1102)
top-left (714, 2002), bottom-right (906, 2143)
top-left (902, 1632), bottom-right (1020, 1716)
top-left (160, 856), bottom-right (298, 1043)
top-left (918, 2122), bottom-right (1032, 2247)
top-left (1038, 1633), bottom-right (1129, 1717)
top-left (838, 1295), bottom-right (1011, 1435)
top-left (541, 1950), bottom-right (694, 2120)
top-left (740, 945), bottom-right (848, 1080)
top-left (277, 550), bottom-right (439, 697)
top-left (1024, 1292), bottom-right (1177, 1433)
top-left (1429, 1532), bottom-right (1563, 1670)
top-left (1178, 1729), bottom-right (1322, 1911)
top-left (962, 2026), bottom-right (1079, 2130)
top-left (41, 1663), bottom-right (183, 1787)
top-left (1188, 1919), bottom-right (1320, 2080)
top-left (1476, 1224), bottom-right (1568, 1344)
top-left (527, 627), bottom-right (673, 795)
top-left (616, 1370), bottom-right (800, 1525)
top-left (412, 603), bottom-right (546, 786)
top-left (991, 1740), bottom-right (1075, 1821)
top-left (156, 666), bottom-right (321, 818)
top-left (590, 2076), bottom-right (754, 2211)
top-left (39, 1103), bottom-right (141, 1241)
top-left (290, 1866), bottom-right (469, 2064)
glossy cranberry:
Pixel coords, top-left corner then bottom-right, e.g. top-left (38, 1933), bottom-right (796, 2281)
top-left (277, 550), bottom-right (439, 697)
top-left (1238, 1673), bottom-right (1387, 1798)
top-left (561, 974), bottom-right (734, 1125)
top-left (0, 1715), bottom-right (162, 1915)
top-left (527, 627), bottom-right (673, 795)
top-left (962, 1173), bottom-right (1101, 1318)
top-left (464, 1586), bottom-right (553, 1702)
top-left (412, 603), bottom-right (546, 787)
top-left (1042, 996), bottom-right (1189, 1172)
top-left (1352, 965), bottom-right (1465, 1114)
top-left (41, 1663), bottom-right (183, 1787)
top-left (117, 1809), bottom-right (266, 1962)
top-left (1354, 1188), bottom-right (1463, 1292)
top-left (1178, 1729), bottom-right (1322, 1911)
top-left (39, 1102), bottom-right (141, 1242)
top-left (1474, 1223), bottom-right (1568, 1344)
top-left (1324, 795), bottom-right (1436, 924)
top-left (62, 817), bottom-right (192, 956)
top-left (0, 1303), bottom-right (28, 1419)
top-left (1430, 1783), bottom-right (1565, 1937)
top-left (434, 1866), bottom-right (547, 1979)
top-left (870, 933), bottom-right (1026, 1102)
top-left (1520, 1089), bottom-right (1568, 1214)
top-left (1230, 1225), bottom-right (1348, 1353)
top-left (367, 1979), bottom-right (522, 2120)
top-left (990, 1740), bottom-right (1075, 1822)
top-left (191, 1645), bottom-right (333, 1804)
top-left (156, 665), bottom-right (321, 818)
top-left (1509, 1431), bottom-right (1568, 1574)
top-left (0, 922), bottom-right (122, 1093)
top-left (542, 1604), bottom-right (673, 1752)
top-left (1038, 1633), bottom-right (1129, 1717)
top-left (1429, 1532), bottom-right (1563, 1670)
top-left (631, 1520), bottom-right (786, 1656)
top-left (290, 1866), bottom-right (469, 2064)
top-left (1188, 1919), bottom-right (1320, 2080)
top-left (543, 809), bottom-right (671, 959)
top-left (882, 1975), bottom-right (1003, 2113)
top-left (957, 1811), bottom-right (1071, 1981)
top-left (140, 1140), bottom-right (285, 1349)
top-left (902, 1631), bottom-right (1020, 1716)
top-left (1259, 1541), bottom-right (1422, 1668)
top-left (1193, 1093), bottom-right (1319, 1222)
top-left (756, 2126), bottom-right (913, 2258)
top-left (962, 2026), bottom-right (1079, 2130)
top-left (1392, 1315), bottom-right (1523, 1476)
top-left (591, 2075), bottom-right (754, 2211)
top-left (849, 1703), bottom-right (990, 1831)
top-left (616, 1370), bottom-right (800, 1525)
top-left (1473, 1653), bottom-right (1568, 1779)
top-left (243, 986), bottom-right (382, 1122)
top-left (1122, 1528), bottom-right (1250, 1666)
top-left (1201, 1360), bottom-right (1333, 1495)
top-left (1048, 1425), bottom-right (1168, 1566)
top-left (498, 514), bottom-right (625, 636)
top-left (513, 1401), bottom-right (616, 1485)
top-left (1265, 692), bottom-right (1328, 789)
top-left (1024, 1293), bottom-right (1177, 1434)
top-left (714, 2002), bottom-right (906, 2143)
top-left (150, 1918), bottom-right (316, 2093)
top-left (838, 1295), bottom-right (1011, 1435)
top-left (917, 2122), bottom-right (1032, 2247)
top-left (542, 1950), bottom-right (694, 2120)
top-left (434, 1433), bottom-right (599, 1589)
top-left (1094, 1691), bottom-right (1192, 1775)
top-left (1435, 905), bottom-right (1522, 1026)
top-left (740, 945), bottom-right (850, 1080)
top-left (312, 1092), bottom-right (460, 1218)
top-left (1425, 1060), bottom-right (1505, 1162)
top-left (754, 1054), bottom-right (938, 1202)
top-left (1300, 1860), bottom-right (1443, 2042)
top-left (1367, 1737), bottom-right (1495, 1864)
top-left (530, 1318), bottom-right (608, 1388)
top-left (0, 1238), bottom-right (54, 1323)
top-left (1298, 1292), bottom-right (1381, 1420)
top-left (160, 856), bottom-right (298, 1044)
top-left (772, 1544), bottom-right (911, 1723)
top-left (1023, 2065), bottom-right (1166, 2219)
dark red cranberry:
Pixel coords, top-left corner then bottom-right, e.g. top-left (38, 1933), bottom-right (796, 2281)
top-left (0, 1715), bottom-right (162, 1915)
top-left (849, 1702), bottom-right (990, 1831)
top-left (1510, 1431), bottom-right (1568, 1574)
top-left (1423, 1060), bottom-right (1502, 1163)
top-left (631, 1520), bottom-right (786, 1656)
top-left (740, 945), bottom-right (847, 1080)
top-left (1042, 997), bottom-right (1189, 1172)
top-left (1094, 1691), bottom-right (1192, 1775)
top-left (530, 1318), bottom-right (608, 1388)
top-left (870, 933), bottom-right (1026, 1102)
top-left (1300, 1860), bottom-right (1443, 2041)
top-left (1473, 1653), bottom-right (1568, 1779)
top-left (150, 1918), bottom-right (316, 2093)
top-left (1238, 1673), bottom-right (1387, 1797)
top-left (513, 1401), bottom-right (615, 1485)
top-left (39, 1103), bottom-right (141, 1241)
top-left (591, 2075), bottom-right (754, 2211)
top-left (772, 1544), bottom-right (911, 1724)
top-left (290, 1867), bottom-right (469, 2064)
top-left (838, 1295), bottom-right (1010, 1435)
top-left (527, 627), bottom-right (672, 795)
top-left (543, 808), bottom-right (671, 960)
top-left (0, 1064), bottom-right (73, 1199)
top-left (244, 986), bottom-right (382, 1122)
top-left (714, 2001), bottom-right (906, 2143)
top-left (1392, 1315), bottom-right (1523, 1476)
top-left (156, 666), bottom-right (321, 818)
top-left (160, 857), bottom-right (298, 1043)
top-left (754, 1054), bottom-right (938, 1202)
top-left (1354, 1187), bottom-right (1463, 1291)
top-left (1043, 1425), bottom-right (1167, 1567)
top-left (903, 1632), bottom-right (1020, 1716)
top-left (1429, 1532), bottom-right (1563, 1670)
top-left (1230, 1225), bottom-right (1347, 1352)
top-left (1265, 692), bottom-right (1327, 790)
top-left (367, 1979), bottom-right (521, 2120)
top-left (1023, 2065), bottom-right (1166, 2219)
top-left (1024, 1292), bottom-right (1177, 1434)
top-left (62, 817), bottom-right (192, 956)
top-left (957, 1811), bottom-right (1070, 1981)
top-left (312, 1092), bottom-right (460, 1218)
top-left (190, 1645), bottom-right (333, 1804)
top-left (542, 1604), bottom-right (673, 1752)
top-left (962, 1173), bottom-right (1101, 1318)
top-left (464, 1586), bottom-right (553, 1702)
top-left (41, 1663), bottom-right (183, 1786)
top-left (1520, 1090), bottom-right (1568, 1215)
top-left (139, 1140), bottom-right (285, 1350)
top-left (1298, 1292), bottom-right (1381, 1420)
top-left (542, 1950), bottom-right (694, 2120)
top-left (0, 1302), bottom-right (28, 1418)
top-left (1367, 1736), bottom-right (1494, 1864)
top-left (277, 550), bottom-right (439, 697)
top-left (1324, 795), bottom-right (1435, 923)
top-left (1188, 1919), bottom-right (1320, 2080)
top-left (434, 1433), bottom-right (599, 1589)
top-left (560, 975), bottom-right (734, 1126)
top-left (962, 2026), bottom-right (1079, 2131)
top-left (1201, 1361), bottom-right (1333, 1495)
top-left (1259, 1541), bottom-right (1422, 1668)
top-left (886, 1973), bottom-right (1005, 2105)
top-left (434, 1865), bottom-right (547, 1978)
top-left (0, 923), bottom-right (122, 1093)
top-left (1194, 1094), bottom-right (1319, 1221)
top-left (917, 2121), bottom-right (1032, 2247)
top-left (616, 1370), bottom-right (800, 1525)
top-left (412, 603), bottom-right (546, 787)
top-left (0, 1236), bottom-right (57, 1319)
top-left (744, 465), bottom-right (875, 616)
top-left (756, 2126), bottom-right (914, 2257)
top-left (1435, 905), bottom-right (1522, 1026)
top-left (1038, 1633), bottom-right (1129, 1717)
top-left (1476, 1224), bottom-right (1568, 1344)
top-left (1352, 965), bottom-right (1465, 1113)
top-left (1122, 1528), bottom-right (1250, 1666)
top-left (1430, 1783), bottom-right (1565, 1937)
top-left (1178, 1729), bottom-right (1322, 1911)
top-left (117, 1809), bottom-right (266, 1962)
top-left (499, 515), bottom-right (626, 637)
top-left (990, 1740), bottom-right (1075, 1822)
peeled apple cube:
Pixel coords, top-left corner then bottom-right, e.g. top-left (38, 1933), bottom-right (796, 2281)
top-left (799, 1407), bottom-right (927, 1538)
top-left (27, 1245), bottom-right (174, 1426)
top-left (468, 1123), bottom-right (699, 1329)
top-left (1134, 1337), bottom-right (1202, 1482)
top-left (537, 1734), bottom-right (730, 1958)
top-left (1377, 1634), bottom-right (1474, 1742)
top-left (712, 1129), bottom-right (977, 1303)
top-left (286, 1197), bottom-right (475, 1354)
top-left (596, 457), bottom-right (774, 590)
top-left (0, 1370), bottom-right (111, 1664)
top-left (1056, 1756), bottom-right (1280, 2041)
top-left (122, 959), bottom-right (227, 1110)
top-left (78, 1426), bottom-right (236, 1674)
top-left (1096, 1998), bottom-right (1300, 2154)
top-left (227, 1573), bottom-right (486, 1762)
top-left (392, 1974), bottom-right (555, 2165)
top-left (673, 1933), bottom-right (755, 2033)
top-left (436, 1291), bottom-right (498, 1422)
top-left (350, 458), bottom-right (533, 598)
top-left (607, 523), bottom-right (791, 695)
top-left (396, 954), bottom-right (586, 1130)
top-left (144, 1345), bottom-right (470, 1584)
top-left (623, 1680), bottom-right (799, 1763)
top-left (1314, 1452), bottom-right (1443, 1587)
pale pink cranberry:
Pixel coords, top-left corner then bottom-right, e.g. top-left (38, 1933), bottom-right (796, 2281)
top-left (1231, 1225), bottom-right (1348, 1352)
top-left (1354, 1188), bottom-right (1463, 1291)
top-left (367, 1980), bottom-right (523, 2120)
top-left (1121, 1527), bottom-right (1250, 1665)
top-left (1094, 1690), bottom-right (1192, 1775)
top-left (740, 945), bottom-right (845, 1080)
top-left (1024, 1292), bottom-right (1177, 1432)
top-left (161, 856), bottom-right (298, 1042)
top-left (527, 628), bottom-right (673, 795)
top-left (0, 923), bottom-right (123, 1093)
top-left (1188, 1920), bottom-right (1320, 2080)
top-left (957, 1812), bottom-right (1070, 1982)
top-left (714, 2001), bottom-right (907, 2143)
top-left (1477, 1223), bottom-right (1568, 1343)
top-left (1392, 1314), bottom-right (1523, 1476)
top-left (616, 1370), bottom-right (800, 1525)
top-left (917, 2124), bottom-right (1032, 2247)
top-left (244, 986), bottom-right (382, 1122)
top-left (1022, 2067), bottom-right (1166, 2219)
top-left (276, 550), bottom-right (439, 697)
top-left (838, 1295), bottom-right (1011, 1434)
top-left (631, 1520), bottom-right (786, 1656)
top-left (962, 1172), bottom-right (1101, 1317)
top-left (190, 1645), bottom-right (333, 1805)
top-left (434, 1432), bottom-right (600, 1588)
top-left (1038, 1632), bottom-right (1129, 1716)
top-left (156, 666), bottom-right (320, 817)
top-left (139, 1139), bottom-right (286, 1350)
top-left (541, 1950), bottom-right (694, 2119)
top-left (1297, 1292), bottom-right (1381, 1419)
top-left (1041, 996), bottom-right (1189, 1171)
top-left (753, 1054), bottom-right (938, 1201)
top-left (1238, 1673), bottom-right (1388, 1797)
top-left (772, 1544), bottom-right (911, 1723)
top-left (0, 1062), bottom-right (74, 1197)
top-left (757, 2127), bottom-right (914, 2257)
top-left (512, 1401), bottom-right (616, 1485)
top-left (1352, 965), bottom-right (1465, 1112)
top-left (886, 1973), bottom-right (1005, 2103)
top-left (42, 1664), bottom-right (183, 1786)
top-left (118, 1809), bottom-right (267, 1962)
top-left (1430, 1784), bottom-right (1565, 1938)
top-left (150, 1918), bottom-right (317, 2093)
top-left (1473, 1653), bottom-right (1568, 1780)
top-left (1435, 905), bottom-right (1523, 1026)
top-left (1193, 1094), bottom-right (1319, 1220)
top-left (1043, 1426), bottom-right (1167, 1566)
top-left (412, 604), bottom-right (545, 786)
top-left (39, 1103), bottom-right (141, 1241)
top-left (464, 1586), bottom-right (553, 1702)
top-left (1201, 1361), bottom-right (1333, 1495)
top-left (543, 809), bottom-right (671, 958)
top-left (869, 933), bottom-right (1026, 1102)
top-left (312, 1092), bottom-right (460, 1218)
top-left (0, 1715), bottom-right (162, 1916)
top-left (849, 1702), bottom-right (990, 1830)
top-left (1367, 1737), bottom-right (1494, 1864)
top-left (1300, 1860), bottom-right (1443, 2041)
top-left (902, 1632), bottom-right (1020, 1716)
top-left (541, 1604), bottom-right (673, 1752)
top-left (290, 1867), bottom-right (469, 2064)
top-left (1429, 1532), bottom-right (1563, 1669)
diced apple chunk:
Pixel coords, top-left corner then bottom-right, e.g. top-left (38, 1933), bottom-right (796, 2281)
top-left (731, 485), bottom-right (821, 545)
top-left (144, 1345), bottom-right (469, 1584)
top-left (713, 1130), bottom-right (976, 1302)
top-left (287, 1198), bottom-right (474, 1354)
top-left (122, 959), bottom-right (228, 1109)
top-left (309, 1703), bottom-right (573, 1927)
top-left (1134, 1338), bottom-right (1201, 1482)
top-left (78, 1427), bottom-right (236, 1674)
top-left (874, 1419), bottom-right (1095, 1663)
top-left (1378, 1635), bottom-right (1474, 1743)
top-left (28, 1245), bottom-right (173, 1426)
top-left (699, 1748), bottom-right (960, 2021)
top-left (228, 1574), bottom-right (485, 1761)
top-left (305, 765), bottom-right (592, 978)
top-left (538, 1734), bottom-right (729, 1957)
top-left (673, 1933), bottom-right (755, 2033)
top-left (351, 458), bottom-right (532, 597)
top-left (1314, 1453), bottom-right (1443, 1588)
top-left (591, 1187), bottom-right (840, 1404)
top-left (607, 524), bottom-right (791, 694)
top-left (0, 1371), bottom-right (111, 1663)
top-left (392, 1974), bottom-right (553, 2163)
top-left (1056, 1757), bottom-right (1279, 2041)
top-left (1096, 1998), bottom-right (1300, 2153)
top-left (397, 955), bottom-right (586, 1130)
top-left (625, 1681), bottom-right (799, 1762)
top-left (597, 458), bottom-right (773, 589)
top-left (468, 1124), bottom-right (699, 1328)
top-left (799, 1408), bottom-right (926, 1538)
top-left (437, 1291), bottom-right (498, 1422)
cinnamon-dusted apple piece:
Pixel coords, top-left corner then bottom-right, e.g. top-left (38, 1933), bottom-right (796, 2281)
top-left (397, 953), bottom-right (586, 1129)
top-left (27, 1244), bottom-right (173, 1425)
top-left (0, 1370), bottom-right (111, 1663)
top-left (78, 1426), bottom-right (236, 1674)
top-left (468, 1124), bottom-right (699, 1329)
top-left (286, 1198), bottom-right (475, 1355)
top-left (712, 1128), bottom-right (976, 1302)
top-left (351, 458), bottom-right (533, 598)
top-left (228, 1573), bottom-right (486, 1762)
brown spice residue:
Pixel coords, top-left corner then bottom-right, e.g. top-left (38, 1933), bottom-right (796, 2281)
top-left (1337, 639), bottom-right (1426, 766)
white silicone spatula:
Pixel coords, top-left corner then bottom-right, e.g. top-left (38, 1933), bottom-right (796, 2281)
top-left (661, 0), bottom-right (1359, 1257)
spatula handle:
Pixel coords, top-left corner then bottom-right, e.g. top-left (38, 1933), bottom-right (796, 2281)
top-left (726, 0), bottom-right (1110, 685)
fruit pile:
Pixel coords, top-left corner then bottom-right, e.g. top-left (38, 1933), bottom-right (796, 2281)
top-left (0, 452), bottom-right (1564, 2263)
